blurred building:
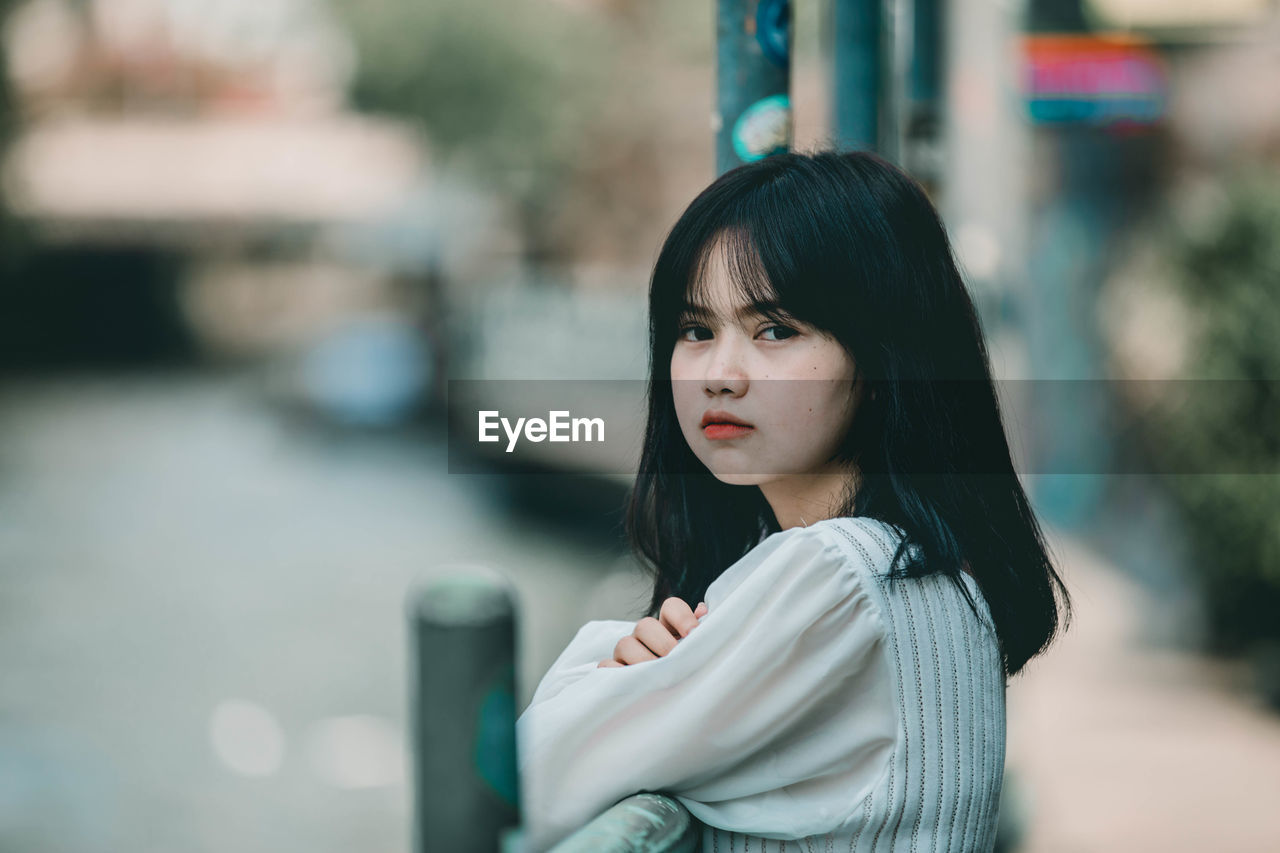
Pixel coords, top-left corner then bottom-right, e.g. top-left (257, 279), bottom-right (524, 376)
top-left (0, 0), bottom-right (519, 425)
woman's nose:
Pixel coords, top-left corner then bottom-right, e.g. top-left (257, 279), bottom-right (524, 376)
top-left (704, 335), bottom-right (749, 396)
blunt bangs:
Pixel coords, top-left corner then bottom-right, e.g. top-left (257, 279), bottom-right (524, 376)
top-left (649, 152), bottom-right (908, 382)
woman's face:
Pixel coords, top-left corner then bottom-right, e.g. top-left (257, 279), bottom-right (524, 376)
top-left (669, 239), bottom-right (864, 487)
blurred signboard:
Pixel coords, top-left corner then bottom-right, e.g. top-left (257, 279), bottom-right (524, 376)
top-left (1085, 0), bottom-right (1273, 35)
top-left (1022, 34), bottom-right (1168, 127)
top-left (1, 114), bottom-right (426, 247)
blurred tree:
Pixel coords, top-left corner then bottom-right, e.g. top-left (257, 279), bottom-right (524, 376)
top-left (334, 0), bottom-right (624, 267)
top-left (1144, 166), bottom-right (1280, 663)
top-left (333, 0), bottom-right (818, 270)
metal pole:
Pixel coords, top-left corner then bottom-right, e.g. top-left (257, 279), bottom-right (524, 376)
top-left (907, 0), bottom-right (941, 109)
top-left (904, 0), bottom-right (945, 193)
top-left (715, 0), bottom-right (793, 176)
top-left (831, 0), bottom-right (887, 155)
top-left (409, 571), bottom-right (521, 853)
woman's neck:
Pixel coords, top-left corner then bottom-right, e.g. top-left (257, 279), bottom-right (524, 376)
top-left (759, 466), bottom-right (860, 530)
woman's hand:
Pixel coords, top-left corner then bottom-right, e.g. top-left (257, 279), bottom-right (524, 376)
top-left (597, 599), bottom-right (709, 667)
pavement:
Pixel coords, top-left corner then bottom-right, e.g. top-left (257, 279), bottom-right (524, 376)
top-left (1006, 525), bottom-right (1280, 851)
top-left (0, 368), bottom-right (644, 853)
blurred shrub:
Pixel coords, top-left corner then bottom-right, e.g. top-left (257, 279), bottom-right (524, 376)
top-left (332, 0), bottom-right (621, 259)
top-left (1142, 166), bottom-right (1280, 659)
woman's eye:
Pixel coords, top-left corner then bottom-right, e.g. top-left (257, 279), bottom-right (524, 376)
top-left (677, 325), bottom-right (712, 342)
top-left (760, 325), bottom-right (798, 341)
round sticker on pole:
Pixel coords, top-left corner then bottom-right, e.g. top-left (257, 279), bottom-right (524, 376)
top-left (732, 94), bottom-right (792, 162)
top-left (756, 0), bottom-right (791, 67)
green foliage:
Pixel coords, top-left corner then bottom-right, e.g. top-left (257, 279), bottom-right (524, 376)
top-left (1146, 166), bottom-right (1280, 654)
top-left (333, 0), bottom-right (619, 205)
top-left (328, 0), bottom-right (825, 261)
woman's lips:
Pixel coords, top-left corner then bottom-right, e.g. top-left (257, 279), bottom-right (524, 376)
top-left (703, 423), bottom-right (755, 440)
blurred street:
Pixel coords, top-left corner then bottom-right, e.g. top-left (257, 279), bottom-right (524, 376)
top-left (5, 369), bottom-right (1280, 852)
top-left (1006, 530), bottom-right (1280, 852)
top-left (0, 368), bottom-right (649, 853)
top-left (1, 0), bottom-right (1278, 849)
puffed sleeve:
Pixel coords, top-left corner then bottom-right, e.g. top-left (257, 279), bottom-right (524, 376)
top-left (515, 521), bottom-right (897, 852)
top-left (526, 619), bottom-right (635, 707)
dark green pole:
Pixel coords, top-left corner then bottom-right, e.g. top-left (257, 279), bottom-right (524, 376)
top-left (831, 0), bottom-right (889, 156)
top-left (409, 573), bottom-right (520, 853)
top-left (905, 0), bottom-right (945, 193)
top-left (716, 0), bottom-right (793, 176)
top-left (907, 0), bottom-right (942, 119)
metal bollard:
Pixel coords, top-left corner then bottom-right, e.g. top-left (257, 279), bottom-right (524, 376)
top-left (408, 568), bottom-right (521, 853)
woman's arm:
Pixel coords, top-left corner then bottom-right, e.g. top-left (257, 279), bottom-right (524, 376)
top-left (597, 599), bottom-right (709, 668)
top-left (527, 618), bottom-right (636, 707)
top-left (516, 523), bottom-right (896, 852)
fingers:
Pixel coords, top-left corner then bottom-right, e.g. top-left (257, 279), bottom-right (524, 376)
top-left (634, 617), bottom-right (678, 657)
top-left (611, 634), bottom-right (659, 666)
top-left (604, 599), bottom-right (712, 668)
top-left (659, 597), bottom-right (701, 640)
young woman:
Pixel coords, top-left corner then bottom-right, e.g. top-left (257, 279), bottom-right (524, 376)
top-left (515, 150), bottom-right (1073, 853)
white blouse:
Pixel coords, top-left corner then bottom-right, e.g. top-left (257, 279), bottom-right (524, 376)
top-left (515, 515), bottom-right (1007, 853)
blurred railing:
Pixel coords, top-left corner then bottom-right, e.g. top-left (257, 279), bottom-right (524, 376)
top-left (547, 792), bottom-right (701, 853)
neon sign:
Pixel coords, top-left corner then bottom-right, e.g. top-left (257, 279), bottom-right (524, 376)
top-left (1023, 34), bottom-right (1168, 127)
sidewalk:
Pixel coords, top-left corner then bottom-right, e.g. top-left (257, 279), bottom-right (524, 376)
top-left (1005, 527), bottom-right (1280, 851)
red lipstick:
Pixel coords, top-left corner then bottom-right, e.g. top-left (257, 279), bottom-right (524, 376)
top-left (700, 409), bottom-right (755, 440)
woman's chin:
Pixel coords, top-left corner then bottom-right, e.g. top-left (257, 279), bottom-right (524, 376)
top-left (707, 470), bottom-right (769, 487)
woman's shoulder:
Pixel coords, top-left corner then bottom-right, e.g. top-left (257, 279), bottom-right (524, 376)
top-left (738, 516), bottom-right (909, 595)
top-left (810, 515), bottom-right (999, 640)
top-left (704, 518), bottom-right (889, 615)
top-left (788, 515), bottom-right (909, 578)
top-left (727, 517), bottom-right (907, 617)
top-left (757, 514), bottom-right (903, 551)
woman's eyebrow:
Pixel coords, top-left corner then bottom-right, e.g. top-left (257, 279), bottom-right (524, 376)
top-left (679, 299), bottom-right (788, 321)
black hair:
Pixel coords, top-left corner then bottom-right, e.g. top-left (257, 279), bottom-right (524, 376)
top-left (623, 149), bottom-right (1072, 679)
